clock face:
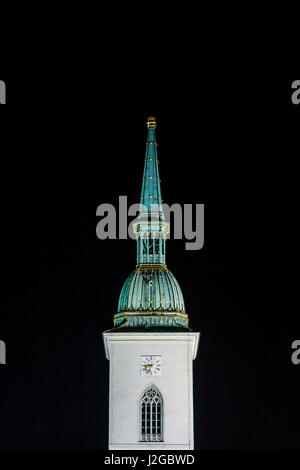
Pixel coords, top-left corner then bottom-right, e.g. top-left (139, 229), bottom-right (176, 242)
top-left (141, 355), bottom-right (161, 376)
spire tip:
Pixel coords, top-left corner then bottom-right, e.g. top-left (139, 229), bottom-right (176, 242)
top-left (147, 116), bottom-right (157, 129)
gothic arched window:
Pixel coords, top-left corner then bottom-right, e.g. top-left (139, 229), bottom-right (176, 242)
top-left (140, 385), bottom-right (162, 442)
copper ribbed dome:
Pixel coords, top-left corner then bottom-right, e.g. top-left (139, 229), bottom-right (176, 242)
top-left (114, 265), bottom-right (188, 329)
top-left (118, 265), bottom-right (185, 313)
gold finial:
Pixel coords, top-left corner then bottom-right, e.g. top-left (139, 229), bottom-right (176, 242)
top-left (147, 116), bottom-right (157, 129)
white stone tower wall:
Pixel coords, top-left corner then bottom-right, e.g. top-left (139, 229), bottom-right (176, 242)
top-left (103, 332), bottom-right (199, 450)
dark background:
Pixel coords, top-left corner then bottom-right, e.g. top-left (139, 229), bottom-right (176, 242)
top-left (0, 78), bottom-right (299, 450)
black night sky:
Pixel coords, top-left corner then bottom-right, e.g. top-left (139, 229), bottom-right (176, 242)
top-left (0, 77), bottom-right (299, 451)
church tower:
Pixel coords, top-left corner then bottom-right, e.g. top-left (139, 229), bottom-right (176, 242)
top-left (103, 117), bottom-right (200, 450)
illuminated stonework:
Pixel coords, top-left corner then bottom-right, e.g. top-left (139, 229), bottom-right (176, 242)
top-left (103, 117), bottom-right (200, 450)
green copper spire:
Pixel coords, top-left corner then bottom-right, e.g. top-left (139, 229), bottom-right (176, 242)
top-left (135, 117), bottom-right (169, 266)
top-left (112, 117), bottom-right (189, 331)
top-left (139, 117), bottom-right (163, 219)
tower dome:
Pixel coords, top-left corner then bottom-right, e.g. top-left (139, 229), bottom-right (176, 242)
top-left (115, 265), bottom-right (188, 328)
top-left (112, 117), bottom-right (190, 331)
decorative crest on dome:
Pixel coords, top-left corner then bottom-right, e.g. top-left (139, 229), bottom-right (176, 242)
top-left (147, 117), bottom-right (157, 129)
